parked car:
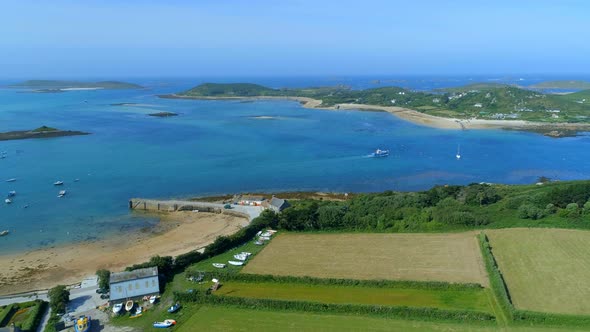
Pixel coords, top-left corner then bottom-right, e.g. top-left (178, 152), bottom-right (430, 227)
top-left (96, 288), bottom-right (108, 294)
top-left (100, 293), bottom-right (110, 299)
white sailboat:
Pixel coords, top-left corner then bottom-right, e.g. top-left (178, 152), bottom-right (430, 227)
top-left (456, 145), bottom-right (461, 160)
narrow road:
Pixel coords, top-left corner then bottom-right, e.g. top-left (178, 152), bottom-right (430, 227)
top-left (36, 306), bottom-right (51, 332)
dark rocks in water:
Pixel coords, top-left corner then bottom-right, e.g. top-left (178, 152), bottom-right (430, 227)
top-left (148, 112), bottom-right (178, 117)
top-left (0, 127), bottom-right (90, 141)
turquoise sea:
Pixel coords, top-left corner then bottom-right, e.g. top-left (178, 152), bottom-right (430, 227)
top-left (1, 76), bottom-right (590, 253)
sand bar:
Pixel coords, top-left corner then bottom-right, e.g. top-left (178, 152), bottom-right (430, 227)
top-left (163, 94), bottom-right (590, 133)
top-left (0, 211), bottom-right (248, 296)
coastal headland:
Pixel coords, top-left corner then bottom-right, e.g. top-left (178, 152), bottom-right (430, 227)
top-left (160, 82), bottom-right (590, 137)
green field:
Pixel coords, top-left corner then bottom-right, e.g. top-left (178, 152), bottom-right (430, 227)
top-left (177, 306), bottom-right (585, 332)
top-left (486, 228), bottom-right (590, 315)
top-left (215, 281), bottom-right (491, 312)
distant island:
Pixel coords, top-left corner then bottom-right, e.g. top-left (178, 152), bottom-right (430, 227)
top-left (529, 80), bottom-right (590, 90)
top-left (9, 80), bottom-right (144, 92)
top-left (148, 111), bottom-right (178, 117)
top-left (160, 82), bottom-right (590, 136)
top-left (0, 126), bottom-right (90, 141)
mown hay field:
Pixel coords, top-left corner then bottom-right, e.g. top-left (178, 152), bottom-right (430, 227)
top-left (486, 228), bottom-right (590, 315)
top-left (242, 232), bottom-right (488, 286)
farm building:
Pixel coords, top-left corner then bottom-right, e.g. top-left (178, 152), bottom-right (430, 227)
top-left (263, 196), bottom-right (290, 212)
top-left (109, 267), bottom-right (160, 302)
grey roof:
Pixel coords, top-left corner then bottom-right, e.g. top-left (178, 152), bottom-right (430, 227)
top-left (269, 197), bottom-right (286, 208)
top-left (110, 267), bottom-right (158, 284)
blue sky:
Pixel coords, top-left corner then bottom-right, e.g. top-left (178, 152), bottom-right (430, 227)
top-left (1, 0), bottom-right (589, 77)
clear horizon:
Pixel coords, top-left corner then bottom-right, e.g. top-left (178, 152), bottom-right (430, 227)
top-left (1, 0), bottom-right (590, 77)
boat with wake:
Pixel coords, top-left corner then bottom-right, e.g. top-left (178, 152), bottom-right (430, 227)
top-left (0, 230), bottom-right (9, 236)
top-left (370, 149), bottom-right (389, 158)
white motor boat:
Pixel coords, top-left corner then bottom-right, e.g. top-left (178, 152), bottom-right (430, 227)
top-left (54, 181), bottom-right (64, 186)
top-left (212, 263), bottom-right (226, 268)
top-left (5, 199), bottom-right (12, 204)
top-left (370, 149), bottom-right (389, 158)
top-left (58, 190), bottom-right (67, 198)
top-left (228, 260), bottom-right (244, 266)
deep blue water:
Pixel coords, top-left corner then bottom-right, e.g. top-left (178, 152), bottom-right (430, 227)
top-left (1, 76), bottom-right (590, 253)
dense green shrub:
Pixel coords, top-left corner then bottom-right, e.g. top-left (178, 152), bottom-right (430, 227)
top-left (547, 183), bottom-right (590, 208)
top-left (0, 304), bottom-right (15, 326)
top-left (19, 300), bottom-right (47, 332)
top-left (517, 203), bottom-right (545, 220)
top-left (478, 233), bottom-right (514, 321)
top-left (96, 269), bottom-right (110, 291)
top-left (48, 285), bottom-right (69, 315)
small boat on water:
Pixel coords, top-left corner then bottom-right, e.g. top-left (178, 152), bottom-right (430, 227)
top-left (370, 149), bottom-right (389, 158)
top-left (112, 303), bottom-right (123, 314)
top-left (167, 303), bottom-right (181, 313)
top-left (74, 315), bottom-right (90, 332)
top-left (153, 319), bottom-right (176, 328)
top-left (456, 145), bottom-right (461, 160)
top-left (7, 191), bottom-right (16, 197)
top-left (58, 190), bottom-right (67, 198)
top-left (0, 230), bottom-right (9, 236)
top-left (149, 295), bottom-right (157, 304)
top-left (212, 263), bottom-right (226, 268)
top-left (54, 181), bottom-right (64, 186)
top-left (5, 199), bottom-right (12, 204)
top-left (5, 178), bottom-right (16, 183)
top-left (125, 300), bottom-right (134, 312)
top-left (228, 260), bottom-right (244, 266)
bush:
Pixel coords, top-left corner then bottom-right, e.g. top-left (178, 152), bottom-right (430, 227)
top-left (517, 204), bottom-right (545, 220)
top-left (19, 300), bottom-right (47, 332)
top-left (96, 269), bottom-right (110, 291)
top-left (0, 304), bottom-right (15, 326)
top-left (477, 233), bottom-right (514, 321)
top-left (48, 285), bottom-right (69, 314)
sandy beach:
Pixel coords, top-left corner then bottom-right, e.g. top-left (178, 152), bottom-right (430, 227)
top-left (163, 94), bottom-right (590, 134)
top-left (0, 211), bottom-right (248, 296)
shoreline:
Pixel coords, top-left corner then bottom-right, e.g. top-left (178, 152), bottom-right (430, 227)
top-left (0, 211), bottom-right (248, 296)
top-left (160, 94), bottom-right (590, 136)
